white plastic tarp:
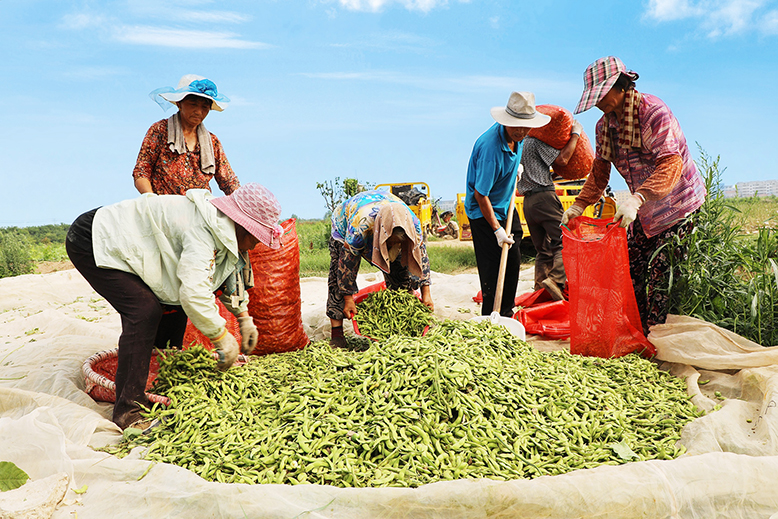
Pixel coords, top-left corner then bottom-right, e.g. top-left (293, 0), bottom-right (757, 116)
top-left (2, 269), bottom-right (778, 518)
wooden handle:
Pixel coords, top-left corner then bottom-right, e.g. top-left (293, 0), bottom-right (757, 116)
top-left (492, 190), bottom-right (517, 315)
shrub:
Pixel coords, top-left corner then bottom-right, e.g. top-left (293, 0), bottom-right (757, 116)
top-left (0, 231), bottom-right (34, 278)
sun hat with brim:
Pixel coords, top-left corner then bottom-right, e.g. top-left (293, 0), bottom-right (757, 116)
top-left (210, 183), bottom-right (284, 250)
top-left (490, 91), bottom-right (551, 128)
top-left (574, 56), bottom-right (639, 114)
top-left (149, 74), bottom-right (230, 112)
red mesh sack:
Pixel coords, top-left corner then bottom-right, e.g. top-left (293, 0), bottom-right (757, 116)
top-left (553, 130), bottom-right (594, 181)
top-left (562, 217), bottom-right (655, 358)
top-left (527, 105), bottom-right (573, 149)
top-left (514, 300), bottom-right (570, 340)
top-left (247, 218), bottom-right (309, 355)
top-left (183, 298), bottom-right (241, 350)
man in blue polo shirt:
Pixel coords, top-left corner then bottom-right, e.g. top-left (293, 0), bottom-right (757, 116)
top-left (465, 91), bottom-right (550, 316)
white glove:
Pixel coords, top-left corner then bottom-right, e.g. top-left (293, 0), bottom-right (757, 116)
top-left (238, 316), bottom-right (258, 354)
top-left (494, 227), bottom-right (515, 247)
top-left (571, 120), bottom-right (583, 136)
top-left (212, 330), bottom-right (239, 371)
top-left (614, 193), bottom-right (644, 228)
top-left (561, 205), bottom-right (584, 226)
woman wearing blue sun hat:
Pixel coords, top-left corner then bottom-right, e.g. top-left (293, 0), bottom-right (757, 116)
top-left (133, 74), bottom-right (241, 197)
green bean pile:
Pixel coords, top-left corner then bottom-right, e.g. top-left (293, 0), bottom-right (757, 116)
top-left (108, 320), bottom-right (703, 487)
top-left (354, 289), bottom-right (432, 340)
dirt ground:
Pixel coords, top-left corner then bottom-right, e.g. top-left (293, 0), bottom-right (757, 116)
top-left (34, 260), bottom-right (75, 274)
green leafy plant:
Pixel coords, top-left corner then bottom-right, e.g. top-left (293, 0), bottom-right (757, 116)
top-left (665, 147), bottom-right (778, 345)
top-left (0, 230), bottom-right (34, 278)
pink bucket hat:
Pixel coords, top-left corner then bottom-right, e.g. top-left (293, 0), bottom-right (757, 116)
top-left (574, 56), bottom-right (639, 114)
top-left (210, 183), bottom-right (284, 249)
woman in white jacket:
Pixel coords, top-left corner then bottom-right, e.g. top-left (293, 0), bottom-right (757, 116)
top-left (66, 183), bottom-right (283, 431)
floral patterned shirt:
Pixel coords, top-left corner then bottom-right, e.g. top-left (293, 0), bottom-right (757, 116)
top-left (132, 119), bottom-right (240, 196)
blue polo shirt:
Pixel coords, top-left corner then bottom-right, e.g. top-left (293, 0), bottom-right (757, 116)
top-left (465, 123), bottom-right (523, 221)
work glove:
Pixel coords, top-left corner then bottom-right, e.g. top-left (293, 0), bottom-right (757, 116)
top-left (571, 120), bottom-right (583, 136)
top-left (212, 330), bottom-right (239, 371)
top-left (238, 316), bottom-right (258, 355)
top-left (494, 227), bottom-right (515, 247)
top-left (561, 205), bottom-right (584, 226)
top-left (614, 193), bottom-right (644, 228)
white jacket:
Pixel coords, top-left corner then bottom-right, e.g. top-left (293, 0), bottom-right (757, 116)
top-left (91, 190), bottom-right (246, 339)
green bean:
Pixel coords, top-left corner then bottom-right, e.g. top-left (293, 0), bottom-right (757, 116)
top-left (354, 289), bottom-right (432, 340)
top-left (104, 320), bottom-right (706, 487)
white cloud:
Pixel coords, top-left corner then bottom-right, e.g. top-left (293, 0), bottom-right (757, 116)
top-left (761, 9), bottom-right (778, 33)
top-left (330, 30), bottom-right (439, 52)
top-left (113, 26), bottom-right (272, 49)
top-left (644, 0), bottom-right (775, 37)
top-left (60, 13), bottom-right (109, 30)
top-left (334, 0), bottom-right (449, 13)
top-left (177, 11), bottom-right (251, 24)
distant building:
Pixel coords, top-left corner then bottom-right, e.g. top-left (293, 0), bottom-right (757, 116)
top-left (437, 200), bottom-right (456, 214)
top-left (722, 180), bottom-right (778, 198)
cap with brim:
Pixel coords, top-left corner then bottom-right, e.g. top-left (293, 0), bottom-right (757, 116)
top-left (150, 74), bottom-right (230, 112)
top-left (209, 183), bottom-right (283, 250)
top-left (574, 56), bottom-right (638, 114)
top-left (490, 91), bottom-right (551, 128)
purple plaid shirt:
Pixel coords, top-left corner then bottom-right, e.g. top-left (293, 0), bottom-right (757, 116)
top-left (595, 93), bottom-right (706, 237)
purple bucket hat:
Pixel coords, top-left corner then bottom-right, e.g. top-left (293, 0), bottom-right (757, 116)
top-left (210, 183), bottom-right (284, 249)
top-left (574, 56), bottom-right (639, 114)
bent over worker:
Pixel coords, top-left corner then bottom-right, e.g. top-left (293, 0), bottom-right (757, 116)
top-left (327, 190), bottom-right (434, 349)
top-left (66, 183), bottom-right (283, 431)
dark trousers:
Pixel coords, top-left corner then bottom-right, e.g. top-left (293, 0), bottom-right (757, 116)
top-left (523, 191), bottom-right (566, 290)
top-left (627, 216), bottom-right (694, 333)
top-left (470, 212), bottom-right (522, 317)
top-left (66, 209), bottom-right (187, 428)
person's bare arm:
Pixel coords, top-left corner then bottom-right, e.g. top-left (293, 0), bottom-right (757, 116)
top-left (473, 190), bottom-right (500, 231)
top-left (553, 133), bottom-right (580, 167)
top-left (135, 177), bottom-right (153, 194)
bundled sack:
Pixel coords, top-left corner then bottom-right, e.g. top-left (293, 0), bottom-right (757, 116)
top-left (553, 130), bottom-right (594, 181)
top-left (528, 105), bottom-right (573, 149)
top-left (527, 104), bottom-right (594, 181)
top-left (562, 216), bottom-right (654, 358)
top-left (247, 218), bottom-right (309, 355)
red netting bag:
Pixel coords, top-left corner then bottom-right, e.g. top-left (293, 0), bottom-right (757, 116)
top-left (183, 299), bottom-right (241, 350)
top-left (553, 130), bottom-right (594, 181)
top-left (527, 105), bottom-right (573, 149)
top-left (514, 292), bottom-right (570, 340)
top-left (562, 217), bottom-right (654, 358)
top-left (247, 218), bottom-right (309, 355)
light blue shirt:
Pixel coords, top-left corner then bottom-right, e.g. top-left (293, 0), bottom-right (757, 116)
top-left (465, 123), bottom-right (523, 221)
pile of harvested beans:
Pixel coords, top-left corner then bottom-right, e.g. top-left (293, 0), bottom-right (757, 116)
top-left (354, 289), bottom-right (432, 340)
top-left (107, 320), bottom-right (703, 487)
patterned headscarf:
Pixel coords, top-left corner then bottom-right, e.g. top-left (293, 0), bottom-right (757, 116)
top-left (371, 203), bottom-right (423, 277)
top-left (599, 89), bottom-right (643, 163)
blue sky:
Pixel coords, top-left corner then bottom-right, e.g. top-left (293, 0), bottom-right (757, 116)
top-left (2, 0), bottom-right (777, 225)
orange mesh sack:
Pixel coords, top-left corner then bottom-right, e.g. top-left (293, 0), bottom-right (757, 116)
top-left (527, 105), bottom-right (573, 149)
top-left (553, 130), bottom-right (594, 181)
top-left (562, 216), bottom-right (655, 358)
top-left (247, 218), bottom-right (309, 355)
top-left (183, 298), bottom-right (241, 350)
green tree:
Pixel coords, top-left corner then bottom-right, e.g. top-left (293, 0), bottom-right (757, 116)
top-left (0, 231), bottom-right (34, 278)
top-left (316, 177), bottom-right (373, 213)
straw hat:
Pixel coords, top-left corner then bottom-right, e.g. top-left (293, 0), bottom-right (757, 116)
top-left (150, 74), bottom-right (230, 112)
top-left (210, 183), bottom-right (284, 249)
top-left (490, 92), bottom-right (551, 128)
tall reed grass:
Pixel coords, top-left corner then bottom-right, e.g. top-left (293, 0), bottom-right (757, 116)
top-left (665, 149), bottom-right (778, 345)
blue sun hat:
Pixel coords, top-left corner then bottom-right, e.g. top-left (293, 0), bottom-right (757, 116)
top-left (149, 74), bottom-right (230, 112)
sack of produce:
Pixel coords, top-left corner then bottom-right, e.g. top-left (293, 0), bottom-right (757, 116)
top-left (182, 299), bottom-right (241, 350)
top-left (527, 105), bottom-right (573, 149)
top-left (247, 218), bottom-right (309, 355)
top-left (553, 130), bottom-right (594, 181)
top-left (562, 217), bottom-right (654, 358)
